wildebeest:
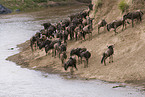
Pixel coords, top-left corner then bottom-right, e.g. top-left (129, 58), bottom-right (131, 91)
top-left (80, 50), bottom-right (91, 68)
top-left (45, 39), bottom-right (61, 56)
top-left (30, 36), bottom-right (37, 52)
top-left (107, 18), bottom-right (127, 34)
top-left (42, 22), bottom-right (51, 29)
top-left (61, 19), bottom-right (70, 29)
top-left (82, 16), bottom-right (94, 27)
top-left (30, 32), bottom-right (41, 52)
top-left (38, 39), bottom-right (52, 50)
top-left (74, 24), bottom-right (83, 41)
top-left (53, 42), bottom-right (61, 57)
top-left (88, 3), bottom-right (93, 11)
top-left (58, 43), bottom-right (67, 58)
top-left (80, 9), bottom-right (90, 19)
top-left (98, 19), bottom-right (107, 34)
top-left (123, 10), bottom-right (144, 27)
top-left (101, 45), bottom-right (114, 66)
top-left (45, 43), bottom-right (54, 56)
top-left (64, 56), bottom-right (77, 74)
top-left (60, 51), bottom-right (67, 65)
top-left (46, 25), bottom-right (56, 38)
top-left (82, 24), bottom-right (92, 40)
top-left (69, 13), bottom-right (80, 21)
top-left (70, 48), bottom-right (87, 63)
top-left (66, 23), bottom-right (76, 40)
top-left (61, 30), bottom-right (69, 43)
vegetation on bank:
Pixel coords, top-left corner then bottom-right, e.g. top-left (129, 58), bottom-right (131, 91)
top-left (0, 0), bottom-right (79, 12)
top-left (118, 0), bottom-right (129, 13)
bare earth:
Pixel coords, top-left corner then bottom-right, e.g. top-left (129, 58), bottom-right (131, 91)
top-left (6, 0), bottom-right (145, 90)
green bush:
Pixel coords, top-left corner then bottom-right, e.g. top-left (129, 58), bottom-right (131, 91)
top-left (94, 0), bottom-right (102, 16)
top-left (118, 0), bottom-right (129, 13)
top-left (95, 0), bottom-right (102, 9)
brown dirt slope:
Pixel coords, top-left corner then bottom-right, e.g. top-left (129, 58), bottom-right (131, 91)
top-left (7, 0), bottom-right (145, 88)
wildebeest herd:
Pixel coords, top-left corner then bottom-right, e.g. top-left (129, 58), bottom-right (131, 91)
top-left (29, 3), bottom-right (144, 74)
top-left (98, 10), bottom-right (143, 34)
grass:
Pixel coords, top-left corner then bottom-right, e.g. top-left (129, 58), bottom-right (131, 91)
top-left (118, 0), bottom-right (129, 14)
top-left (94, 0), bottom-right (103, 17)
top-left (0, 0), bottom-right (40, 11)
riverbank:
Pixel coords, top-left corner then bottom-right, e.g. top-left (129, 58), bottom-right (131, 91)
top-left (6, 0), bottom-right (145, 91)
top-left (0, 0), bottom-right (90, 12)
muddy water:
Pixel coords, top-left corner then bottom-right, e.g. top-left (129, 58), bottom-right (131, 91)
top-left (0, 5), bottom-right (144, 97)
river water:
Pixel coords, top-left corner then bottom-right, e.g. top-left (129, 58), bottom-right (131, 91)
top-left (0, 5), bottom-right (144, 97)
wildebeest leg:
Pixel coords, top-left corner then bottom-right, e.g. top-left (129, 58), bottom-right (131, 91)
top-left (122, 22), bottom-right (125, 31)
top-left (70, 67), bottom-right (74, 75)
top-left (90, 32), bottom-right (92, 40)
top-left (45, 49), bottom-right (48, 56)
top-left (46, 52), bottom-right (48, 56)
top-left (61, 58), bottom-right (64, 64)
top-left (55, 49), bottom-right (58, 57)
top-left (114, 28), bottom-right (118, 34)
top-left (104, 57), bottom-right (107, 66)
top-left (139, 15), bottom-right (142, 22)
top-left (75, 32), bottom-right (78, 41)
top-left (84, 59), bottom-right (88, 68)
top-left (103, 27), bottom-right (106, 33)
top-left (74, 64), bottom-right (78, 70)
top-left (80, 57), bottom-right (82, 64)
top-left (109, 55), bottom-right (113, 63)
top-left (132, 19), bottom-right (134, 27)
top-left (82, 32), bottom-right (86, 40)
top-left (59, 52), bottom-right (61, 58)
top-left (109, 56), bottom-right (111, 63)
top-left (98, 27), bottom-right (100, 34)
top-left (52, 49), bottom-right (54, 57)
top-left (124, 22), bottom-right (126, 29)
top-left (111, 55), bottom-right (113, 63)
top-left (34, 43), bottom-right (37, 51)
top-left (30, 44), bottom-right (34, 52)
top-left (78, 56), bottom-right (80, 64)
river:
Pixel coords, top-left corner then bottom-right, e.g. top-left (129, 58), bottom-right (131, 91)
top-left (0, 5), bottom-right (144, 97)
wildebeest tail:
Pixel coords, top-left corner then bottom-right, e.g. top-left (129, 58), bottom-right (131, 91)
top-left (101, 53), bottom-right (105, 64)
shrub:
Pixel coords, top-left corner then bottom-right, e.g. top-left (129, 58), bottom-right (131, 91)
top-left (94, 0), bottom-right (102, 15)
top-left (95, 0), bottom-right (102, 9)
top-left (118, 0), bottom-right (129, 13)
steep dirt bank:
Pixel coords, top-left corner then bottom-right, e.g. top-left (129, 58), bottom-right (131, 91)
top-left (7, 0), bottom-right (145, 90)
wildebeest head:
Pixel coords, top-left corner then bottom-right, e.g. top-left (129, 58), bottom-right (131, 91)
top-left (35, 32), bottom-right (41, 38)
top-left (42, 23), bottom-right (51, 29)
top-left (102, 19), bottom-right (107, 26)
top-left (107, 24), bottom-right (111, 31)
top-left (107, 45), bottom-right (114, 49)
top-left (123, 14), bottom-right (129, 21)
top-left (70, 49), bottom-right (76, 56)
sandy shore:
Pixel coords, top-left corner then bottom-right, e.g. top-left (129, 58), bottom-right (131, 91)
top-left (6, 33), bottom-right (145, 91)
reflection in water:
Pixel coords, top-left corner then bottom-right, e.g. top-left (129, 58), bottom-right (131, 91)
top-left (0, 5), bottom-right (144, 97)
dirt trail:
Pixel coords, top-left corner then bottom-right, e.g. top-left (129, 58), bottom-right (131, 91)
top-left (7, 0), bottom-right (145, 89)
